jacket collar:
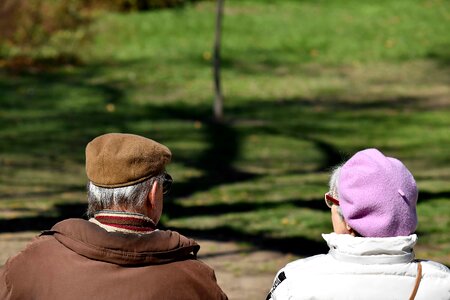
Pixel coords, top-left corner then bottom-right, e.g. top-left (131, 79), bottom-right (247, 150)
top-left (322, 233), bottom-right (417, 264)
top-left (41, 218), bottom-right (200, 265)
top-left (90, 210), bottom-right (157, 234)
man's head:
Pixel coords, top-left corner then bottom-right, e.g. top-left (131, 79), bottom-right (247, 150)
top-left (327, 148), bottom-right (418, 237)
top-left (85, 133), bottom-right (172, 220)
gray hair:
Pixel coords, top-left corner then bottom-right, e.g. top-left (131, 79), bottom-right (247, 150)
top-left (329, 165), bottom-right (344, 220)
top-left (86, 173), bottom-right (165, 217)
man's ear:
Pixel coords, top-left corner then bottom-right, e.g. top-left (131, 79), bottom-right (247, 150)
top-left (147, 180), bottom-right (160, 209)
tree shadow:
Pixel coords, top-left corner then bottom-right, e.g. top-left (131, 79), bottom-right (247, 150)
top-left (418, 191), bottom-right (450, 203)
top-left (152, 106), bottom-right (258, 199)
top-left (426, 45), bottom-right (450, 67)
top-left (0, 203), bottom-right (87, 233)
top-left (162, 225), bottom-right (329, 256)
top-left (165, 197), bottom-right (329, 219)
top-left (0, 60), bottom-right (448, 259)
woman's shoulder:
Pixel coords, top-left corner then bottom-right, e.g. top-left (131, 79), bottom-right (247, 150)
top-left (283, 254), bottom-right (331, 273)
top-left (419, 259), bottom-right (450, 277)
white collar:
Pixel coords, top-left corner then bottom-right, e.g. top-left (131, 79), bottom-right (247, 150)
top-left (322, 233), bottom-right (417, 264)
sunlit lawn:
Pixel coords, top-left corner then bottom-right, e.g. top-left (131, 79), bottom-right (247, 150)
top-left (0, 0), bottom-right (449, 264)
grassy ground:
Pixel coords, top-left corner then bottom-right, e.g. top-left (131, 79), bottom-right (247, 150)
top-left (0, 0), bottom-right (449, 264)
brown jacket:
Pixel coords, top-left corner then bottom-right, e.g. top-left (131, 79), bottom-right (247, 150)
top-left (0, 219), bottom-right (227, 300)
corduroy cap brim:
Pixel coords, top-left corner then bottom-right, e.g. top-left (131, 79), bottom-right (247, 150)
top-left (86, 133), bottom-right (172, 188)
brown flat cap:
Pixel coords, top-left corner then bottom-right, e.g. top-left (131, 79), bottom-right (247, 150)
top-left (86, 133), bottom-right (171, 188)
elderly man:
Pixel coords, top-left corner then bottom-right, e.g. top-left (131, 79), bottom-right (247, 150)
top-left (0, 133), bottom-right (228, 299)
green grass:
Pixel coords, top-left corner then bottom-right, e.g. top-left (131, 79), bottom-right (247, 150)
top-left (0, 0), bottom-right (449, 264)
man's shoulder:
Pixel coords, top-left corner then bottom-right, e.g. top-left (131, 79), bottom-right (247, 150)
top-left (2, 232), bottom-right (59, 276)
top-left (2, 219), bottom-right (86, 272)
top-left (156, 228), bottom-right (196, 242)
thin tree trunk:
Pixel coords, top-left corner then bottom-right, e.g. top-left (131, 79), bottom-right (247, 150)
top-left (213, 0), bottom-right (224, 122)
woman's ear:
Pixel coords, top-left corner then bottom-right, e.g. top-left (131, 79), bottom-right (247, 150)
top-left (346, 222), bottom-right (357, 236)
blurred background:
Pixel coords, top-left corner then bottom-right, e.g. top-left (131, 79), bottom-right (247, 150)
top-left (0, 0), bottom-right (449, 298)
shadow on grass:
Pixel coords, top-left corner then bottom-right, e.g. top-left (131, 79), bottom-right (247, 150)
top-left (426, 45), bottom-right (450, 67)
top-left (419, 191), bottom-right (450, 203)
top-left (0, 203), bottom-right (88, 233)
top-left (164, 226), bottom-right (329, 256)
top-left (0, 185), bottom-right (84, 201)
top-left (0, 61), bottom-right (447, 257)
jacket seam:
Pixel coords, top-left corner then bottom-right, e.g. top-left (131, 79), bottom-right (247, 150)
top-left (2, 236), bottom-right (53, 297)
top-left (3, 261), bottom-right (12, 297)
top-left (53, 231), bottom-right (197, 260)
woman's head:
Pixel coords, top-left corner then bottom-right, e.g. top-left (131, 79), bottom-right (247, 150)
top-left (327, 148), bottom-right (418, 237)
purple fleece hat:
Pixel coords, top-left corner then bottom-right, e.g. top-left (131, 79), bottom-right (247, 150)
top-left (338, 148), bottom-right (418, 237)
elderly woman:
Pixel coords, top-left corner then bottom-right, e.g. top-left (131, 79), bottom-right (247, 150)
top-left (267, 148), bottom-right (450, 300)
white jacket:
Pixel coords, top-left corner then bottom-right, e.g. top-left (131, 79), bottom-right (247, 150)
top-left (268, 233), bottom-right (450, 300)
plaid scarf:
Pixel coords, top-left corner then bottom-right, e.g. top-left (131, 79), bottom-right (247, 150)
top-left (90, 210), bottom-right (156, 234)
